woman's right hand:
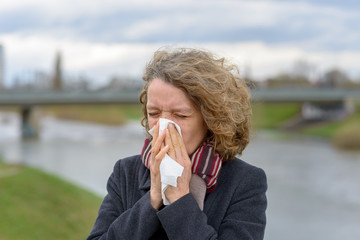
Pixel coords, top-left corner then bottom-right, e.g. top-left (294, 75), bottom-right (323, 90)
top-left (149, 122), bottom-right (169, 210)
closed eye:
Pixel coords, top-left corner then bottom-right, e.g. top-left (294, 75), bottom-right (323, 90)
top-left (175, 114), bottom-right (188, 119)
top-left (148, 112), bottom-right (159, 117)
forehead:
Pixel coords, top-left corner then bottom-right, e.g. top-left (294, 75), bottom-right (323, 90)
top-left (146, 78), bottom-right (194, 111)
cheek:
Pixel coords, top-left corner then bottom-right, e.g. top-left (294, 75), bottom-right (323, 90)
top-left (147, 114), bottom-right (160, 130)
top-left (148, 118), bottom-right (157, 129)
top-left (180, 122), bottom-right (205, 154)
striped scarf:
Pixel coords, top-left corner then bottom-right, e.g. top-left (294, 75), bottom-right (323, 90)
top-left (140, 138), bottom-right (223, 192)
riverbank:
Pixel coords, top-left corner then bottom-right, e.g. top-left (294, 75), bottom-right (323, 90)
top-left (0, 104), bottom-right (143, 126)
top-left (252, 102), bottom-right (360, 150)
top-left (43, 103), bottom-right (142, 125)
top-left (1, 102), bottom-right (359, 150)
top-left (299, 110), bottom-right (360, 149)
top-left (0, 158), bottom-right (102, 240)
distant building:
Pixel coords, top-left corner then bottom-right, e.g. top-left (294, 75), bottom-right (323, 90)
top-left (0, 44), bottom-right (4, 89)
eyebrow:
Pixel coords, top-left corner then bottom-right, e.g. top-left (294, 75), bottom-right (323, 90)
top-left (146, 104), bottom-right (193, 114)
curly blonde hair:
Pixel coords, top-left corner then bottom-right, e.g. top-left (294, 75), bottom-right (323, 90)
top-left (140, 48), bottom-right (252, 160)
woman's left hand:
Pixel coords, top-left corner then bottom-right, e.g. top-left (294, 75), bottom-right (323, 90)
top-left (164, 123), bottom-right (192, 203)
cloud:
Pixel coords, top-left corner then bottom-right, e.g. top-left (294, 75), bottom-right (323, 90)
top-left (1, 0), bottom-right (359, 50)
top-left (2, 33), bottom-right (360, 87)
top-left (1, 0), bottom-right (360, 85)
top-left (0, 33), bottom-right (162, 86)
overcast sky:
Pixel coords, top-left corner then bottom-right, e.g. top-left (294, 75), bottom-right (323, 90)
top-left (1, 0), bottom-right (359, 86)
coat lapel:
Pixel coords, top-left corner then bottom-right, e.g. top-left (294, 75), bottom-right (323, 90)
top-left (138, 164), bottom-right (151, 192)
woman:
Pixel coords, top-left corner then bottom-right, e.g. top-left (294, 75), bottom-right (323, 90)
top-left (87, 48), bottom-right (267, 240)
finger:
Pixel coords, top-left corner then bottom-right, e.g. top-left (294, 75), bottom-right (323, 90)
top-left (178, 134), bottom-right (189, 162)
top-left (173, 125), bottom-right (188, 158)
top-left (170, 124), bottom-right (192, 168)
top-left (150, 141), bottom-right (169, 171)
top-left (154, 144), bottom-right (169, 168)
top-left (152, 125), bottom-right (166, 156)
top-left (152, 121), bottom-right (160, 143)
top-left (169, 124), bottom-right (185, 164)
top-left (165, 128), bottom-right (176, 159)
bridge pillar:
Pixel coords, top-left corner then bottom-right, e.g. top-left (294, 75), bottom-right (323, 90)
top-left (344, 97), bottom-right (355, 115)
top-left (21, 106), bottom-right (41, 139)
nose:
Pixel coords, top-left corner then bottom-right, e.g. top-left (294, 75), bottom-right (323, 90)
top-left (160, 112), bottom-right (173, 121)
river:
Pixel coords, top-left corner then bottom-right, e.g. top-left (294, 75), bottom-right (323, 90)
top-left (1, 112), bottom-right (359, 240)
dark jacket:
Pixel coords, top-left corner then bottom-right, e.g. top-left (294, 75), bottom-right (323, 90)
top-left (87, 155), bottom-right (267, 240)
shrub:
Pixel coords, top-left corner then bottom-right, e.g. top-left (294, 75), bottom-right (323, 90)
top-left (332, 123), bottom-right (360, 149)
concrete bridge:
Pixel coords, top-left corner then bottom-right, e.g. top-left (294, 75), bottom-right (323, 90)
top-left (251, 88), bottom-right (359, 121)
top-left (1, 88), bottom-right (359, 105)
top-left (0, 89), bottom-right (141, 105)
top-left (1, 88), bottom-right (359, 138)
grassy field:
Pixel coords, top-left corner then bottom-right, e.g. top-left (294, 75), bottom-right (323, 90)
top-left (0, 159), bottom-right (102, 240)
top-left (42, 103), bottom-right (142, 125)
top-left (251, 102), bottom-right (301, 129)
top-left (251, 102), bottom-right (360, 150)
top-left (302, 110), bottom-right (360, 149)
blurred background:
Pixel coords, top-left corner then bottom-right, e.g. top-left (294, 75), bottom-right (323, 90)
top-left (0, 0), bottom-right (360, 239)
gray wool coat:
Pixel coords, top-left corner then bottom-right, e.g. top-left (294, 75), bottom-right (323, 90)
top-left (87, 155), bottom-right (267, 240)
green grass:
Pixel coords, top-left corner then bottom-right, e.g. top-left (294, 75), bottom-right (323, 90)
top-left (0, 160), bottom-right (102, 240)
top-left (251, 102), bottom-right (360, 150)
top-left (302, 110), bottom-right (360, 138)
top-left (301, 120), bottom-right (345, 138)
top-left (302, 110), bottom-right (360, 149)
top-left (42, 103), bottom-right (142, 125)
top-left (251, 102), bottom-right (301, 129)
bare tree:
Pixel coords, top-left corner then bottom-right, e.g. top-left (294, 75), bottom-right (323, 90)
top-left (321, 69), bottom-right (351, 88)
top-left (0, 44), bottom-right (4, 90)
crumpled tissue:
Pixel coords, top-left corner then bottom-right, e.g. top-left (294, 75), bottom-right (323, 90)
top-left (149, 118), bottom-right (184, 205)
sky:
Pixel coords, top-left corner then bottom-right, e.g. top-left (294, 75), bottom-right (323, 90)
top-left (0, 0), bottom-right (360, 87)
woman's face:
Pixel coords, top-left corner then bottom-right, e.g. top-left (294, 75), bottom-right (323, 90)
top-left (146, 78), bottom-right (208, 155)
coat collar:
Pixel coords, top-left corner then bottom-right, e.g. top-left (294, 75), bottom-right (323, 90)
top-left (138, 161), bottom-right (151, 191)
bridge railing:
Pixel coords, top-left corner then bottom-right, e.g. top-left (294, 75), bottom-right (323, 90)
top-left (0, 89), bottom-right (142, 105)
top-left (1, 88), bottom-right (360, 106)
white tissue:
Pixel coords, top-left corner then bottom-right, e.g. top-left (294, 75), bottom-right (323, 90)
top-left (149, 118), bottom-right (184, 205)
top-left (149, 118), bottom-right (182, 137)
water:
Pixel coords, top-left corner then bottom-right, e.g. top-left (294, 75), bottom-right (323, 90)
top-left (1, 112), bottom-right (360, 240)
top-left (0, 112), bottom-right (145, 195)
top-left (244, 132), bottom-right (360, 240)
